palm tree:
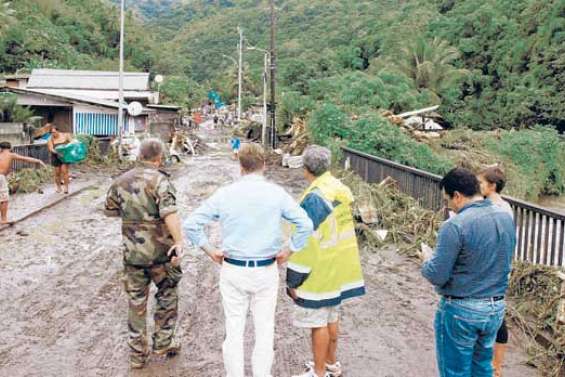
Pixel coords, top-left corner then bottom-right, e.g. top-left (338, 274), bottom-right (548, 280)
top-left (394, 37), bottom-right (469, 101)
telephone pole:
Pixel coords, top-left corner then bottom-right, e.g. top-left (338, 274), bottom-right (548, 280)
top-left (269, 0), bottom-right (277, 149)
top-left (237, 26), bottom-right (243, 124)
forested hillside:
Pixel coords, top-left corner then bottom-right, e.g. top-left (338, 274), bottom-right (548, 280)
top-left (152, 0), bottom-right (565, 132)
top-left (0, 0), bottom-right (155, 73)
top-left (1, 0), bottom-right (564, 199)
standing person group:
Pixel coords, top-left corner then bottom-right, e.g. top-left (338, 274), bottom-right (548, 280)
top-left (105, 137), bottom-right (518, 377)
top-left (105, 140), bottom-right (366, 376)
top-left (421, 167), bottom-right (516, 377)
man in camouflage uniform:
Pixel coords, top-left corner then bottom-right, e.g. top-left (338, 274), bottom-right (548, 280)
top-left (104, 139), bottom-right (184, 369)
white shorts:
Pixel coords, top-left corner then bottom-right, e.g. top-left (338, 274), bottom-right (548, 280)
top-left (293, 305), bottom-right (340, 328)
top-left (0, 174), bottom-right (9, 202)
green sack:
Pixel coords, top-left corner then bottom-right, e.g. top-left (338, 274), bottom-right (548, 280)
top-left (55, 140), bottom-right (88, 164)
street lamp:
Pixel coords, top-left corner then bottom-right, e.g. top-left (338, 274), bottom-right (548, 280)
top-left (246, 46), bottom-right (270, 148)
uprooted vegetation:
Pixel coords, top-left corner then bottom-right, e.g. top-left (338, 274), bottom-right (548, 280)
top-left (337, 169), bottom-right (442, 258)
top-left (507, 262), bottom-right (565, 376)
top-left (8, 166), bottom-right (53, 194)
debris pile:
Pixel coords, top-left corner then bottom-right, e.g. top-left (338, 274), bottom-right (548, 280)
top-left (381, 106), bottom-right (445, 142)
top-left (337, 169), bottom-right (442, 258)
top-left (83, 138), bottom-right (118, 168)
top-left (281, 118), bottom-right (310, 156)
top-left (172, 131), bottom-right (207, 155)
top-left (8, 166), bottom-right (53, 194)
top-left (507, 262), bottom-right (565, 375)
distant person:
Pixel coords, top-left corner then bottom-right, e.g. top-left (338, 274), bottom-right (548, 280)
top-left (230, 136), bottom-right (241, 160)
top-left (47, 126), bottom-right (72, 194)
top-left (288, 145), bottom-right (365, 377)
top-left (478, 166), bottom-right (514, 377)
top-left (0, 141), bottom-right (46, 224)
top-left (213, 114), bottom-right (219, 129)
top-left (184, 143), bottom-right (313, 377)
top-left (421, 168), bottom-right (515, 377)
top-left (104, 139), bottom-right (184, 369)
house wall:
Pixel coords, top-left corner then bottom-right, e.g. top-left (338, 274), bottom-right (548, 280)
top-left (73, 104), bottom-right (146, 136)
top-left (0, 123), bottom-right (25, 144)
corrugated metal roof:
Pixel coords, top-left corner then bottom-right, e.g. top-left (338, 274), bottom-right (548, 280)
top-left (28, 69), bottom-right (150, 91)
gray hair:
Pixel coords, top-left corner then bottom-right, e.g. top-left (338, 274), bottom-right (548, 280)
top-left (139, 139), bottom-right (164, 162)
top-left (303, 145), bottom-right (331, 177)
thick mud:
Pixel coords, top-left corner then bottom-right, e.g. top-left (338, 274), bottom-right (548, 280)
top-left (0, 130), bottom-right (534, 376)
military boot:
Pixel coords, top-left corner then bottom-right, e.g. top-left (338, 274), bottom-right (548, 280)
top-left (130, 351), bottom-right (149, 369)
top-left (153, 339), bottom-right (181, 357)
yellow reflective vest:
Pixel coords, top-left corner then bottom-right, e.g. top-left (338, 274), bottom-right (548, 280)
top-left (287, 172), bottom-right (365, 308)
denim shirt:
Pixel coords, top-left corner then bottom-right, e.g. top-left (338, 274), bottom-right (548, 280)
top-left (421, 200), bottom-right (515, 298)
top-left (184, 174), bottom-right (313, 259)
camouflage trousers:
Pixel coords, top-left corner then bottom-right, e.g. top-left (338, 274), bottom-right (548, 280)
top-left (123, 263), bottom-right (183, 360)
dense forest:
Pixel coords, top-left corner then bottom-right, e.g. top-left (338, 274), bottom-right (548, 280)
top-left (1, 0), bottom-right (564, 199)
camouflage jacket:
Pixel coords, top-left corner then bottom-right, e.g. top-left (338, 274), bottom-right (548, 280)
top-left (105, 164), bottom-right (178, 267)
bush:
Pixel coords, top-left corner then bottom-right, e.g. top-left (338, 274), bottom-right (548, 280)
top-left (483, 127), bottom-right (565, 198)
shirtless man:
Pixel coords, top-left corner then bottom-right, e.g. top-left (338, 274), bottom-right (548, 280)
top-left (0, 141), bottom-right (46, 224)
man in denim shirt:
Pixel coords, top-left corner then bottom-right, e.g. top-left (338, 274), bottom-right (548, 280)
top-left (421, 168), bottom-right (515, 377)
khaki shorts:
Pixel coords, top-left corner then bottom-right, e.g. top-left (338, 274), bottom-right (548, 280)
top-left (0, 174), bottom-right (9, 202)
top-left (293, 305), bottom-right (340, 328)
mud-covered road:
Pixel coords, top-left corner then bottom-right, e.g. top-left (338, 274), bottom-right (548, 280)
top-left (0, 130), bottom-right (535, 377)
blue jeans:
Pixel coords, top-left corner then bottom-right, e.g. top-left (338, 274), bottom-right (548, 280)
top-left (434, 297), bottom-right (505, 377)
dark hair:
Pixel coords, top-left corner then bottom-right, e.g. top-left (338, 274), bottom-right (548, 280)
top-left (440, 167), bottom-right (480, 198)
top-left (0, 141), bottom-right (12, 151)
top-left (479, 166), bottom-right (506, 193)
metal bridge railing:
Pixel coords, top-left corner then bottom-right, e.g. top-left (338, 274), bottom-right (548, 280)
top-left (342, 147), bottom-right (565, 267)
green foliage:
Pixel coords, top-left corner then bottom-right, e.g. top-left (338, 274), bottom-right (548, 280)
top-left (0, 0), bottom-right (156, 74)
top-left (308, 104), bottom-right (452, 175)
top-left (483, 127), bottom-right (565, 198)
top-left (277, 91), bottom-right (315, 128)
top-left (0, 92), bottom-right (33, 122)
top-left (429, 0), bottom-right (565, 131)
top-left (308, 103), bottom-right (350, 144)
top-left (159, 76), bottom-right (206, 109)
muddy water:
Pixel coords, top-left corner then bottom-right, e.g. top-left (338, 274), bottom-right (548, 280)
top-left (0, 143), bottom-right (534, 376)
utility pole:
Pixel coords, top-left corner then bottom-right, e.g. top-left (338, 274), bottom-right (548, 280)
top-left (269, 0), bottom-right (277, 149)
top-left (262, 52), bottom-right (268, 148)
top-left (248, 46), bottom-right (269, 147)
top-left (118, 0), bottom-right (125, 147)
top-left (237, 26), bottom-right (243, 124)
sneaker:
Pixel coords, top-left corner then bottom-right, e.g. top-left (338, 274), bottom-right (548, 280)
top-left (292, 370), bottom-right (330, 377)
top-left (153, 340), bottom-right (181, 357)
top-left (305, 361), bottom-right (342, 376)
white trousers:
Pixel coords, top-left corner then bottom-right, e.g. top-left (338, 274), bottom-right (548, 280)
top-left (220, 262), bottom-right (279, 377)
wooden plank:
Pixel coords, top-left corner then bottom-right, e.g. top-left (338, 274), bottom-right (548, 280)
top-left (396, 105), bottom-right (440, 119)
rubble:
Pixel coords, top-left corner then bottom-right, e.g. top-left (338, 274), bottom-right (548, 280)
top-left (507, 261), bottom-right (565, 375)
top-left (337, 169), bottom-right (443, 258)
top-left (281, 118), bottom-right (310, 156)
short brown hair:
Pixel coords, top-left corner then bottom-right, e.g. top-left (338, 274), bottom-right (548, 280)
top-left (479, 166), bottom-right (506, 193)
top-left (239, 143), bottom-right (265, 172)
